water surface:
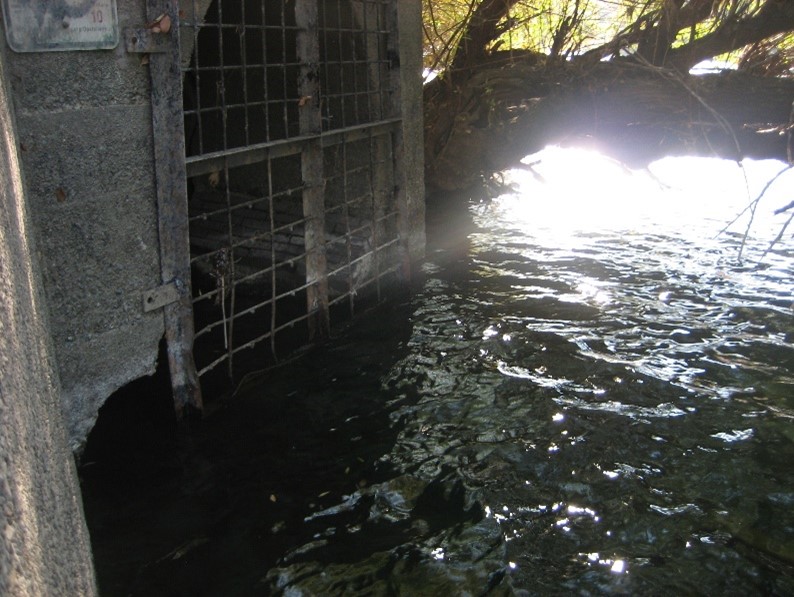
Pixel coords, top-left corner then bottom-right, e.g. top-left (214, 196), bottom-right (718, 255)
top-left (81, 150), bottom-right (794, 595)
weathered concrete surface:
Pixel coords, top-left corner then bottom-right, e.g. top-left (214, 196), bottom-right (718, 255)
top-left (0, 47), bottom-right (97, 596)
top-left (2, 3), bottom-right (165, 450)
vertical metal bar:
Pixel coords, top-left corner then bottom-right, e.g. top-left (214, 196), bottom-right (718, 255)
top-left (296, 0), bottom-right (330, 339)
top-left (260, 2), bottom-right (271, 141)
top-left (223, 163), bottom-right (236, 378)
top-left (215, 1), bottom-right (237, 379)
top-left (376, 0), bottom-right (388, 120)
top-left (362, 0), bottom-right (374, 122)
top-left (280, 2), bottom-right (290, 138)
top-left (267, 157), bottom-right (278, 357)
top-left (342, 139), bottom-right (354, 315)
top-left (147, 0), bottom-right (203, 418)
top-left (241, 2), bottom-right (250, 146)
top-left (336, 0), bottom-right (346, 127)
top-left (217, 1), bottom-right (227, 151)
top-left (319, 0), bottom-right (329, 129)
top-left (190, 0), bottom-right (204, 155)
top-left (370, 130), bottom-right (390, 301)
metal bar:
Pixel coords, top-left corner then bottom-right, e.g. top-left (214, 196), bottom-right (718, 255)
top-left (259, 1), bottom-right (270, 142)
top-left (222, 167), bottom-right (236, 378)
top-left (142, 281), bottom-right (180, 312)
top-left (335, 0), bottom-right (347, 127)
top-left (189, 0), bottom-right (204, 155)
top-left (341, 138), bottom-right (355, 315)
top-left (279, 0), bottom-right (291, 140)
top-left (240, 3), bottom-right (250, 147)
top-left (296, 0), bottom-right (329, 339)
top-left (184, 119), bottom-right (400, 177)
top-left (198, 310), bottom-right (311, 377)
top-left (146, 0), bottom-right (203, 419)
top-left (214, 2), bottom-right (238, 380)
top-left (266, 157), bottom-right (279, 358)
top-left (327, 262), bottom-right (402, 308)
top-left (369, 130), bottom-right (381, 302)
top-left (197, 302), bottom-right (317, 378)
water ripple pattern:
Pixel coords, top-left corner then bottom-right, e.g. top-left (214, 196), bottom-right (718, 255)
top-left (270, 151), bottom-right (794, 595)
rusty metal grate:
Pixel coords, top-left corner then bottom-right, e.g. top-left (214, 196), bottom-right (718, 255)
top-left (182, 1), bottom-right (300, 154)
top-left (187, 154), bottom-right (310, 377)
top-left (323, 132), bottom-right (401, 311)
top-left (179, 0), bottom-right (403, 381)
top-left (319, 0), bottom-right (392, 130)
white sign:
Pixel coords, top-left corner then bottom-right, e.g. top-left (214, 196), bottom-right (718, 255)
top-left (2, 0), bottom-right (119, 52)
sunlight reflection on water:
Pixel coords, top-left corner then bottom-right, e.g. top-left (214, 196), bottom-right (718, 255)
top-left (456, 149), bottom-right (794, 591)
top-left (497, 147), bottom-right (793, 256)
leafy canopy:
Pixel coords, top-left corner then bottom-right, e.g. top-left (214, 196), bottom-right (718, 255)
top-left (423, 0), bottom-right (794, 77)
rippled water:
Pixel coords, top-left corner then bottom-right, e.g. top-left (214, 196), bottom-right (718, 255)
top-left (81, 150), bottom-right (794, 595)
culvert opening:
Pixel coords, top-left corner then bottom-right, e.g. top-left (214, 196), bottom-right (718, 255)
top-left (80, 340), bottom-right (177, 471)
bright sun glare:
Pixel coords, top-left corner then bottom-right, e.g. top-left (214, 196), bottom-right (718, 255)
top-left (497, 146), bottom-right (792, 244)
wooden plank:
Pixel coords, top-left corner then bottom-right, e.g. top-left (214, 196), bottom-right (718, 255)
top-left (296, 0), bottom-right (330, 339)
top-left (147, 0), bottom-right (203, 419)
top-left (393, 0), bottom-right (426, 265)
top-left (386, 0), bottom-right (413, 281)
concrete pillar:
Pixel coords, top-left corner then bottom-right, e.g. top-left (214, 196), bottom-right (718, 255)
top-left (0, 47), bottom-right (97, 596)
top-left (2, 3), bottom-right (165, 451)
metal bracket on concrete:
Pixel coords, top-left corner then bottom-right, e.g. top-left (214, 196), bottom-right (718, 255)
top-left (142, 281), bottom-right (180, 312)
top-left (124, 28), bottom-right (169, 54)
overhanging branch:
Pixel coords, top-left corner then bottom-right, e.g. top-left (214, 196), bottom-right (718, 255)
top-left (668, 0), bottom-right (794, 71)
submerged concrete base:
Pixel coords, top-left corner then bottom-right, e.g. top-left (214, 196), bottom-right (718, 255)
top-left (0, 49), bottom-right (96, 595)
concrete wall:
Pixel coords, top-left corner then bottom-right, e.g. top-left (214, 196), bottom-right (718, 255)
top-left (0, 45), bottom-right (97, 596)
top-left (2, 4), bottom-right (165, 451)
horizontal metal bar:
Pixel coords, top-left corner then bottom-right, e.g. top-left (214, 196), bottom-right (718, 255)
top-left (197, 352), bottom-right (230, 377)
top-left (193, 316), bottom-right (227, 341)
top-left (180, 23), bottom-right (301, 32)
top-left (194, 271), bottom-right (315, 341)
top-left (185, 118), bottom-right (401, 177)
top-left (229, 312), bottom-right (313, 358)
top-left (374, 236), bottom-right (402, 252)
top-left (197, 307), bottom-right (316, 377)
top-left (188, 195), bottom-right (304, 225)
top-left (196, 250), bottom-right (401, 375)
top-left (327, 263), bottom-right (402, 308)
top-left (187, 138), bottom-right (305, 177)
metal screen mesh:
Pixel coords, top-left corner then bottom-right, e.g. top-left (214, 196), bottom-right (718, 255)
top-left (180, 0), bottom-right (402, 381)
top-left (183, 1), bottom-right (300, 154)
top-left (319, 0), bottom-right (391, 130)
top-left (323, 133), bottom-right (401, 311)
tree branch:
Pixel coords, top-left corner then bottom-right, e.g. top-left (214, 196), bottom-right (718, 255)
top-left (668, 0), bottom-right (794, 72)
top-left (450, 0), bottom-right (522, 73)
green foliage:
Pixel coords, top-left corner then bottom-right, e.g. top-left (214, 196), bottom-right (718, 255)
top-left (422, 0), bottom-right (794, 76)
top-left (737, 32), bottom-right (794, 76)
top-left (422, 0), bottom-right (474, 72)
